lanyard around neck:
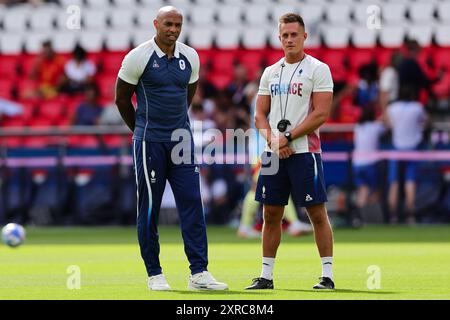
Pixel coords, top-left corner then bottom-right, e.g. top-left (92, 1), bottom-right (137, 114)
top-left (278, 58), bottom-right (303, 121)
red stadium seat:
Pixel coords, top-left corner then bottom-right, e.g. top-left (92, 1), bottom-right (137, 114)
top-left (414, 47), bottom-right (437, 77)
top-left (432, 73), bottom-right (450, 98)
top-left (0, 117), bottom-right (27, 147)
top-left (38, 99), bottom-right (64, 122)
top-left (2, 137), bottom-right (23, 148)
top-left (25, 118), bottom-right (59, 146)
top-left (321, 49), bottom-right (349, 83)
top-left (348, 49), bottom-right (377, 72)
top-left (1, 117), bottom-right (26, 127)
top-left (237, 49), bottom-right (264, 80)
top-left (337, 102), bottom-right (362, 124)
top-left (433, 47), bottom-right (450, 70)
top-left (376, 47), bottom-right (395, 68)
top-left (102, 134), bottom-right (124, 148)
top-left (264, 49), bottom-right (284, 66)
top-left (197, 49), bottom-right (213, 67)
top-left (210, 50), bottom-right (237, 76)
top-left (0, 79), bottom-right (15, 99)
top-left (67, 135), bottom-right (101, 148)
top-left (0, 55), bottom-right (19, 78)
top-left (99, 52), bottom-right (126, 75)
top-left (304, 48), bottom-right (323, 60)
top-left (65, 95), bottom-right (85, 117)
top-left (96, 74), bottom-right (117, 100)
top-left (22, 136), bottom-right (52, 148)
top-left (21, 102), bottom-right (37, 121)
top-left (18, 54), bottom-right (38, 77)
top-left (28, 117), bottom-right (54, 127)
top-left (15, 78), bottom-right (37, 100)
top-left (208, 72), bottom-right (233, 90)
top-left (55, 115), bottom-right (72, 127)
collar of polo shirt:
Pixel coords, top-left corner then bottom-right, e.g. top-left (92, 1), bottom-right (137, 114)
top-left (150, 36), bottom-right (180, 58)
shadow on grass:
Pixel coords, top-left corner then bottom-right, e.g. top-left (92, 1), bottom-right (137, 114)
top-left (279, 288), bottom-right (397, 294)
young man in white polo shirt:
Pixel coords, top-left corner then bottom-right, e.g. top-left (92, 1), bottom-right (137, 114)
top-left (245, 13), bottom-right (335, 290)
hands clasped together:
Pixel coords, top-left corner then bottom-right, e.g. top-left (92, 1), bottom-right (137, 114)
top-left (268, 135), bottom-right (295, 159)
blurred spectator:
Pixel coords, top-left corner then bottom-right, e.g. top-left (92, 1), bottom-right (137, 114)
top-left (0, 98), bottom-right (23, 120)
top-left (60, 45), bottom-right (97, 96)
top-left (385, 86), bottom-right (429, 224)
top-left (352, 107), bottom-right (386, 225)
top-left (98, 82), bottom-right (122, 126)
top-left (189, 88), bottom-right (217, 151)
top-left (98, 102), bottom-right (123, 126)
top-left (226, 64), bottom-right (249, 106)
top-left (189, 87), bottom-right (216, 130)
top-left (206, 165), bottom-right (243, 225)
top-left (198, 67), bottom-right (218, 101)
top-left (398, 39), bottom-right (444, 101)
top-left (209, 178), bottom-right (229, 224)
top-left (72, 85), bottom-right (103, 125)
top-left (28, 40), bottom-right (65, 100)
top-left (246, 81), bottom-right (266, 160)
top-left (354, 62), bottom-right (379, 110)
top-left (379, 51), bottom-right (403, 110)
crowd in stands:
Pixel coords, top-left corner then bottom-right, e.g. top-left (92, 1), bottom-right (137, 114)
top-left (1, 0), bottom-right (449, 226)
top-left (0, 37), bottom-right (448, 226)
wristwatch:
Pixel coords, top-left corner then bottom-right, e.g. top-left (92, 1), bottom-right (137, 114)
top-left (284, 131), bottom-right (293, 142)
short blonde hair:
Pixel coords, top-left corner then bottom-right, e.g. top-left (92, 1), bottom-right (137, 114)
top-left (279, 13), bottom-right (305, 28)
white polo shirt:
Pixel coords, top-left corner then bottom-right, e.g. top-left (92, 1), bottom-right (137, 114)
top-left (387, 101), bottom-right (427, 150)
top-left (258, 54), bottom-right (333, 154)
top-left (353, 121), bottom-right (386, 166)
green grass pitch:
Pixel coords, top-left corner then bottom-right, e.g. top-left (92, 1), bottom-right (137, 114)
top-left (1, 225), bottom-right (450, 300)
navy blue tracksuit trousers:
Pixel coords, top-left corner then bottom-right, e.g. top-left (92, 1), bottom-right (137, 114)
top-left (132, 139), bottom-right (208, 276)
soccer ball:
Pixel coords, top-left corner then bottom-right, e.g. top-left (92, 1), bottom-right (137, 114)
top-left (1, 223), bottom-right (26, 248)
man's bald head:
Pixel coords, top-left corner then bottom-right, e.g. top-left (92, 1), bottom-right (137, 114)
top-left (156, 6), bottom-right (183, 21)
top-left (153, 6), bottom-right (183, 50)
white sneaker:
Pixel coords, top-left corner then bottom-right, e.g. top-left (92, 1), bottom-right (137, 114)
top-left (287, 220), bottom-right (313, 236)
top-left (237, 225), bottom-right (261, 238)
top-left (148, 274), bottom-right (171, 291)
top-left (188, 271), bottom-right (228, 291)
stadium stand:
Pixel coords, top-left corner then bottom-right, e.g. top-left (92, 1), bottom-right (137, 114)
top-left (0, 0), bottom-right (449, 226)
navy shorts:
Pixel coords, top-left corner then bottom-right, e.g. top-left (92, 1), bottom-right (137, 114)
top-left (353, 163), bottom-right (379, 190)
top-left (255, 152), bottom-right (328, 207)
top-left (388, 160), bottom-right (418, 183)
top-left (388, 145), bottom-right (422, 184)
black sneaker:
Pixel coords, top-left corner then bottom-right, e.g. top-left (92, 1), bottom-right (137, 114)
top-left (245, 277), bottom-right (274, 290)
top-left (313, 277), bottom-right (335, 289)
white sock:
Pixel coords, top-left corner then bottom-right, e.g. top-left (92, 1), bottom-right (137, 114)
top-left (260, 257), bottom-right (275, 280)
top-left (321, 256), bottom-right (333, 280)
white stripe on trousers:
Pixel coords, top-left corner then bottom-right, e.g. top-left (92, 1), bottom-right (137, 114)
top-left (142, 140), bottom-right (153, 223)
top-left (197, 167), bottom-right (205, 218)
top-left (133, 140), bottom-right (139, 218)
